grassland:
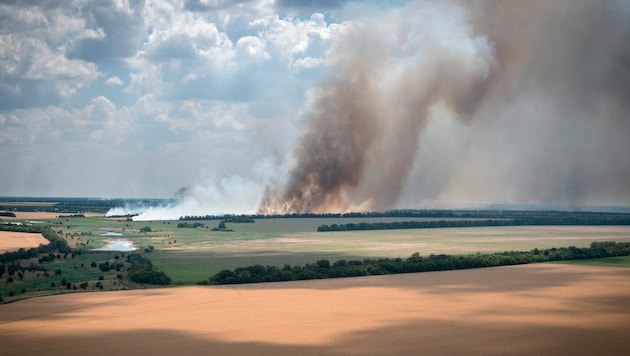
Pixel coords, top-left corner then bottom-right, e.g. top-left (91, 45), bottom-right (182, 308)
top-left (30, 216), bottom-right (630, 284)
top-left (0, 249), bottom-right (143, 303)
top-left (2, 214), bottom-right (630, 299)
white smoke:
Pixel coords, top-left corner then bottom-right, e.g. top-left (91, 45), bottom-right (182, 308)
top-left (105, 204), bottom-right (153, 217)
top-left (106, 158), bottom-right (285, 220)
top-left (131, 175), bottom-right (266, 220)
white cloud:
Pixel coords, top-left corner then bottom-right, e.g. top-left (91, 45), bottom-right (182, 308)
top-left (0, 3), bottom-right (103, 109)
top-left (104, 76), bottom-right (123, 86)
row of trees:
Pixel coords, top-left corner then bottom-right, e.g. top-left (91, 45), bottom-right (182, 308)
top-left (317, 215), bottom-right (630, 232)
top-left (179, 215), bottom-right (255, 223)
top-left (184, 210), bottom-right (630, 220)
top-left (203, 241), bottom-right (630, 285)
top-left (177, 222), bottom-right (206, 228)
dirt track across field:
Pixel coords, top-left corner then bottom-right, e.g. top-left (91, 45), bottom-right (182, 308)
top-left (1, 263), bottom-right (629, 355)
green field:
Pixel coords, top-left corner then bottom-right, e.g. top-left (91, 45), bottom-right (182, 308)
top-left (3, 216), bottom-right (630, 292)
top-left (40, 217), bottom-right (630, 284)
top-left (0, 250), bottom-right (134, 303)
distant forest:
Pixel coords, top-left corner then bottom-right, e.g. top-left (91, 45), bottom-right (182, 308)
top-left (2, 197), bottom-right (629, 223)
top-left (179, 210), bottom-right (630, 232)
top-left (317, 214), bottom-right (630, 232)
top-left (0, 197), bottom-right (175, 214)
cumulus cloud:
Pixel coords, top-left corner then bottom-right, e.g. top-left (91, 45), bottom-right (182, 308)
top-left (184, 0), bottom-right (259, 12)
top-left (104, 76), bottom-right (123, 86)
top-left (0, 2), bottom-right (105, 109)
top-left (274, 0), bottom-right (350, 10)
top-left (67, 0), bottom-right (146, 61)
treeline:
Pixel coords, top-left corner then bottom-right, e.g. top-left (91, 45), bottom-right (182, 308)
top-left (177, 222), bottom-right (206, 228)
top-left (179, 215), bottom-right (255, 223)
top-left (126, 254), bottom-right (171, 285)
top-left (203, 241), bottom-right (630, 285)
top-left (0, 224), bottom-right (71, 264)
top-left (317, 216), bottom-right (630, 232)
top-left (241, 210), bottom-right (630, 220)
top-left (0, 197), bottom-right (177, 214)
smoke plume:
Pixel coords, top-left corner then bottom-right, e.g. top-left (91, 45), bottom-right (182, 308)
top-left (259, 0), bottom-right (630, 214)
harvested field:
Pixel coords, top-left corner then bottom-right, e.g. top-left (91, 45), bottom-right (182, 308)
top-left (1, 263), bottom-right (629, 355)
top-left (0, 231), bottom-right (48, 252)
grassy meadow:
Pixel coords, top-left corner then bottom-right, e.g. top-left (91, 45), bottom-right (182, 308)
top-left (42, 216), bottom-right (630, 284)
top-left (2, 214), bottom-right (630, 298)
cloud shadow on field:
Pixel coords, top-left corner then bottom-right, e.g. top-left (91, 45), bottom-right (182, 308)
top-left (0, 289), bottom-right (179, 324)
top-left (2, 264), bottom-right (630, 355)
top-left (2, 313), bottom-right (630, 356)
top-left (1, 264), bottom-right (630, 356)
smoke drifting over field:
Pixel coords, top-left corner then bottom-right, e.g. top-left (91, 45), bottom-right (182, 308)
top-left (259, 0), bottom-right (630, 214)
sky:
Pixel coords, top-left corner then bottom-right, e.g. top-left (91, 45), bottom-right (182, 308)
top-left (1, 0), bottom-right (629, 217)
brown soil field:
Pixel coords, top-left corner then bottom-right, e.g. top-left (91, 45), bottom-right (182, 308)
top-left (1, 263), bottom-right (629, 355)
top-left (0, 231), bottom-right (48, 253)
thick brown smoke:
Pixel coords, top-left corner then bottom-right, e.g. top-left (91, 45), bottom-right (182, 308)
top-left (259, 0), bottom-right (630, 214)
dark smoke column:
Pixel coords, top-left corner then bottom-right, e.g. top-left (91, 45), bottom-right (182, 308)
top-left (258, 24), bottom-right (384, 214)
top-left (258, 3), bottom-right (497, 215)
top-left (260, 0), bottom-right (630, 214)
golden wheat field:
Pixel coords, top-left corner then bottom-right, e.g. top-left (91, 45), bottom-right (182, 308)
top-left (0, 231), bottom-right (49, 253)
top-left (1, 263), bottom-right (629, 355)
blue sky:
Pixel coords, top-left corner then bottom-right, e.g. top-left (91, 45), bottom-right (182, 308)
top-left (1, 1), bottom-right (629, 216)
